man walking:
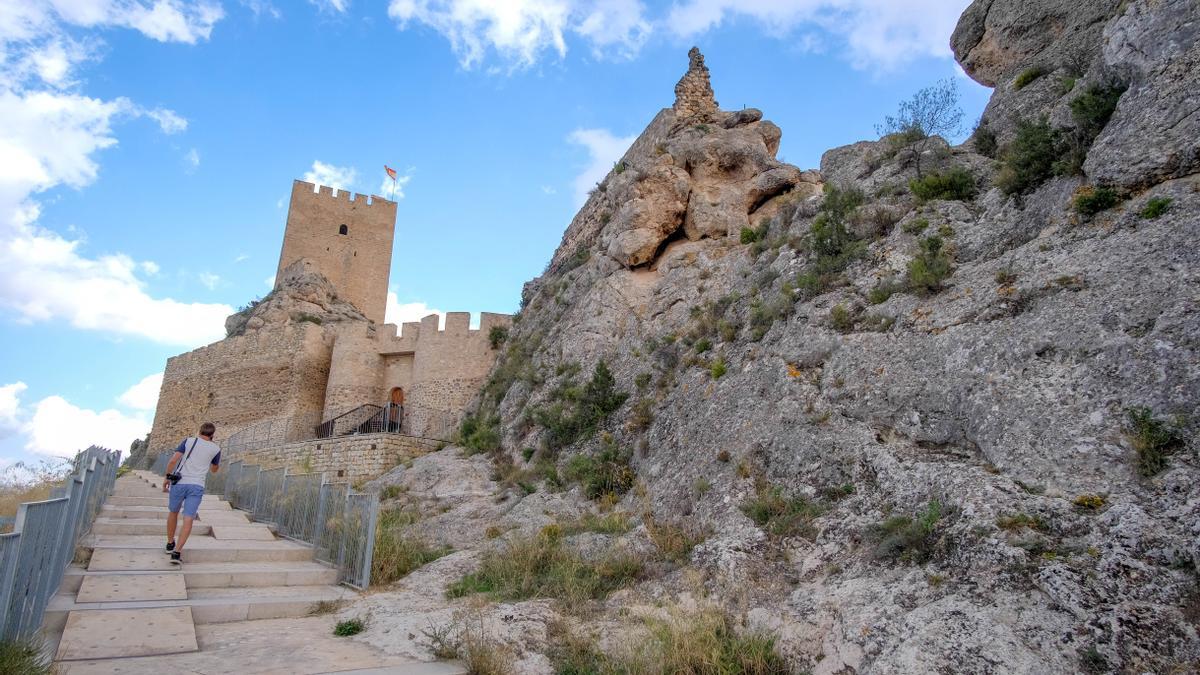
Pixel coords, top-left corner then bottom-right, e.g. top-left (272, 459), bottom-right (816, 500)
top-left (162, 422), bottom-right (222, 565)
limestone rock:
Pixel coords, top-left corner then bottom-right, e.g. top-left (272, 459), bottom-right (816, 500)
top-left (1084, 0), bottom-right (1200, 188)
top-left (951, 0), bottom-right (1123, 87)
top-left (223, 258), bottom-right (369, 337)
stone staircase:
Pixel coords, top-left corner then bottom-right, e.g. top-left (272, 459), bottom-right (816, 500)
top-left (45, 471), bottom-right (464, 674)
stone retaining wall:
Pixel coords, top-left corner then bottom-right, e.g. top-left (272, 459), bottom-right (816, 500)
top-left (229, 433), bottom-right (442, 485)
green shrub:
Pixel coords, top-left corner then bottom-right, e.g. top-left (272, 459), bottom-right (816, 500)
top-left (487, 325), bottom-right (509, 349)
top-left (748, 293), bottom-right (794, 341)
top-left (902, 218), bottom-right (929, 235)
top-left (1125, 406), bottom-right (1184, 477)
top-left (739, 223), bottom-right (768, 244)
top-left (446, 528), bottom-right (643, 604)
top-left (563, 437), bottom-right (635, 500)
top-left (629, 398), bottom-right (654, 431)
top-left (1073, 186), bottom-right (1120, 215)
top-left (995, 265), bottom-right (1018, 285)
top-left (532, 362), bottom-right (629, 452)
top-left (372, 509), bottom-right (452, 585)
top-left (907, 235), bottom-right (953, 294)
top-left (829, 304), bottom-right (855, 333)
top-left (694, 338), bottom-right (711, 353)
top-left (974, 125), bottom-right (998, 158)
top-left (1073, 494), bottom-right (1106, 511)
top-left (709, 356), bottom-right (726, 379)
top-left (0, 638), bottom-right (48, 675)
top-left (871, 499), bottom-right (952, 564)
top-left (1056, 82), bottom-right (1127, 175)
top-left (909, 167), bottom-right (977, 202)
top-left (742, 484), bottom-right (826, 539)
top-left (634, 372), bottom-right (652, 390)
top-left (868, 278), bottom-right (904, 305)
top-left (458, 414), bottom-right (501, 454)
top-left (334, 618), bottom-right (366, 636)
top-left (996, 118), bottom-right (1059, 195)
top-left (1140, 196), bottom-right (1172, 219)
top-left (1013, 66), bottom-right (1046, 90)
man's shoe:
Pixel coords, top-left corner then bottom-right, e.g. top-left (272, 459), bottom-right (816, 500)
top-left (165, 541), bottom-right (175, 553)
top-left (169, 551), bottom-right (182, 565)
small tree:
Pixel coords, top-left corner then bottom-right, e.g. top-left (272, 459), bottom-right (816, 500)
top-left (876, 79), bottom-right (964, 177)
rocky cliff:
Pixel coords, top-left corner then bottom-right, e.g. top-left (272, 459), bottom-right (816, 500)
top-left (349, 2), bottom-right (1199, 672)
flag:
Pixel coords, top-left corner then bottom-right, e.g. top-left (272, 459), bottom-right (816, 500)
top-left (384, 165), bottom-right (397, 180)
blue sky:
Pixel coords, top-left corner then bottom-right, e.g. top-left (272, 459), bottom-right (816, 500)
top-left (0, 0), bottom-right (988, 470)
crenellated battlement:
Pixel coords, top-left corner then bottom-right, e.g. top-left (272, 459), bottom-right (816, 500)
top-left (376, 312), bottom-right (512, 355)
top-left (297, 180), bottom-right (393, 208)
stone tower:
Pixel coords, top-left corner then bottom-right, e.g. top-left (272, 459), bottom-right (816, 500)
top-left (275, 180), bottom-right (397, 324)
top-left (673, 46), bottom-right (719, 120)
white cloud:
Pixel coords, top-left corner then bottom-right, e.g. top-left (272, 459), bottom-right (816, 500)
top-left (666, 0), bottom-right (969, 70)
top-left (233, 253), bottom-right (249, 263)
top-left (567, 127), bottom-right (635, 206)
top-left (386, 0), bottom-right (964, 72)
top-left (241, 0), bottom-right (282, 19)
top-left (118, 372), bottom-right (163, 411)
top-left (184, 147), bottom-right (199, 168)
top-left (0, 224), bottom-right (232, 346)
top-left (385, 292), bottom-right (444, 327)
top-left (310, 0), bottom-right (351, 12)
top-left (387, 0), bottom-right (649, 69)
top-left (265, 274), bottom-right (275, 288)
top-left (541, 185), bottom-right (556, 194)
top-left (377, 168), bottom-right (413, 201)
top-left (0, 382), bottom-right (27, 436)
top-left (22, 394), bottom-right (148, 458)
top-left (302, 160), bottom-right (358, 192)
top-left (198, 271), bottom-right (220, 289)
top-left (143, 106), bottom-right (187, 133)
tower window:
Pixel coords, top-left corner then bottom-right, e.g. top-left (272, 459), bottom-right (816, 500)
top-left (338, 224), bottom-right (348, 235)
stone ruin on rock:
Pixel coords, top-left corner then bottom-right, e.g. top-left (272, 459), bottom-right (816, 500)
top-left (145, 179), bottom-right (511, 464)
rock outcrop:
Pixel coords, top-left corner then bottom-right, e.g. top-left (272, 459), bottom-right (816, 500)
top-left (350, 7), bottom-right (1200, 674)
top-left (224, 258), bottom-right (370, 337)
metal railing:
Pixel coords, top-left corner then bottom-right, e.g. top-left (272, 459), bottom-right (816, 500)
top-left (315, 404), bottom-right (384, 439)
top-left (224, 416), bottom-right (311, 455)
top-left (136, 455), bottom-right (378, 589)
top-left (0, 446), bottom-right (120, 641)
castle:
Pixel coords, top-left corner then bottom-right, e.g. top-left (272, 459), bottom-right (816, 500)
top-left (146, 180), bottom-right (511, 471)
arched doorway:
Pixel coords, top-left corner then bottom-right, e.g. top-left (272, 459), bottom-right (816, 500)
top-left (387, 387), bottom-right (404, 432)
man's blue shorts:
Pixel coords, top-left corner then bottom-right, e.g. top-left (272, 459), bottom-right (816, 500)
top-left (168, 483), bottom-right (205, 518)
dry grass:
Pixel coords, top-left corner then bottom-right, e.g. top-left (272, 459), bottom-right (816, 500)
top-left (371, 508), bottom-right (452, 586)
top-left (0, 460), bottom-right (71, 531)
top-left (422, 611), bottom-right (514, 675)
top-left (446, 527), bottom-right (643, 605)
top-left (547, 608), bottom-right (789, 675)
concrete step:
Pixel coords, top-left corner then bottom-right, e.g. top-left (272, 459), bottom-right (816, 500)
top-left (92, 517), bottom-right (213, 537)
top-left (86, 536), bottom-right (311, 566)
top-left (106, 495), bottom-right (232, 509)
top-left (61, 561), bottom-right (339, 593)
top-left (100, 505), bottom-right (249, 523)
top-left (55, 607), bottom-right (198, 661)
top-left (46, 584), bottom-right (355, 631)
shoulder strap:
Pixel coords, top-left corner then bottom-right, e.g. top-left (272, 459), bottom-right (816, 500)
top-left (178, 437), bottom-right (198, 470)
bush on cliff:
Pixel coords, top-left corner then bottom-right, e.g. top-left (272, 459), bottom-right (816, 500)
top-left (532, 361), bottom-right (628, 452)
top-left (909, 167), bottom-right (977, 202)
top-left (995, 118), bottom-right (1059, 195)
top-left (907, 235), bottom-right (954, 294)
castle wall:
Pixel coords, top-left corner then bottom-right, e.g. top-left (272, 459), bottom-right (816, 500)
top-left (148, 322), bottom-right (331, 452)
top-left (321, 322), bottom-right (386, 420)
top-left (276, 180), bottom-right (396, 324)
top-left (228, 432), bottom-right (442, 485)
